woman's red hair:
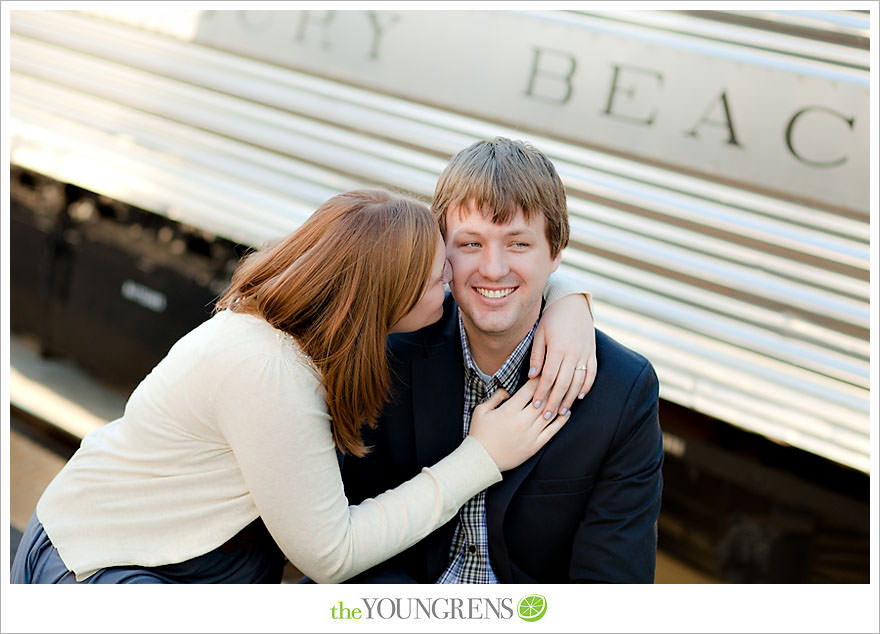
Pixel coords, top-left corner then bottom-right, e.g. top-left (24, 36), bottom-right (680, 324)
top-left (215, 190), bottom-right (438, 456)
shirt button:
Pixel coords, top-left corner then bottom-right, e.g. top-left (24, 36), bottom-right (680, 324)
top-left (468, 545), bottom-right (476, 554)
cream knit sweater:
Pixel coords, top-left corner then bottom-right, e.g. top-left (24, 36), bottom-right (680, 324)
top-left (37, 310), bottom-right (502, 582)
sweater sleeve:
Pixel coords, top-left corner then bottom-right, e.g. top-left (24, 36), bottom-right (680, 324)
top-left (213, 350), bottom-right (501, 584)
top-left (543, 270), bottom-right (594, 318)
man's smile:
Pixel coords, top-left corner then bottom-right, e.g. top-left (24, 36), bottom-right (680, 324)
top-left (474, 286), bottom-right (517, 300)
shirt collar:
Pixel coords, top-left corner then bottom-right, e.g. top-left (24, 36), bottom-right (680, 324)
top-left (458, 309), bottom-right (537, 395)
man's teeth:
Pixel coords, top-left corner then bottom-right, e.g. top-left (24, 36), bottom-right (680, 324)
top-left (476, 287), bottom-right (514, 299)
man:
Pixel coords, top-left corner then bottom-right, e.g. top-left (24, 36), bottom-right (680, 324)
top-left (342, 137), bottom-right (663, 583)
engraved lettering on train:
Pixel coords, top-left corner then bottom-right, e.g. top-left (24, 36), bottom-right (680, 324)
top-left (524, 47), bottom-right (578, 104)
top-left (682, 92), bottom-right (742, 147)
top-left (525, 46), bottom-right (854, 168)
top-left (293, 11), bottom-right (335, 51)
top-left (293, 11), bottom-right (399, 60)
top-left (220, 10), bottom-right (400, 61)
top-left (603, 64), bottom-right (663, 127)
top-left (206, 14), bottom-right (859, 174)
top-left (785, 106), bottom-right (855, 167)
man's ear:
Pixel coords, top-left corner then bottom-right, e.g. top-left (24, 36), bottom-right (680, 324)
top-left (550, 251), bottom-right (562, 273)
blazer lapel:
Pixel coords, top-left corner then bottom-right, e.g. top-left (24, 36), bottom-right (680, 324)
top-left (486, 357), bottom-right (547, 583)
top-left (411, 341), bottom-right (464, 468)
top-left (410, 308), bottom-right (465, 579)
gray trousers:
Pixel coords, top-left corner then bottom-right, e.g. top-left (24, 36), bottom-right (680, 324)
top-left (11, 512), bottom-right (285, 584)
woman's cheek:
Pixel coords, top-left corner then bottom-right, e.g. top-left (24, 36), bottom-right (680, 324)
top-left (432, 287), bottom-right (445, 316)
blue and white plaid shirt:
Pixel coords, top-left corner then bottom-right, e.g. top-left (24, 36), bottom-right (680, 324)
top-left (437, 310), bottom-right (537, 584)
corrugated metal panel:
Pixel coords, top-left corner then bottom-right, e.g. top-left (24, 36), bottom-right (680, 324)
top-left (8, 10), bottom-right (870, 472)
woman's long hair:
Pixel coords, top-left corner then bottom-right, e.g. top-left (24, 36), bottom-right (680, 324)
top-left (215, 190), bottom-right (438, 456)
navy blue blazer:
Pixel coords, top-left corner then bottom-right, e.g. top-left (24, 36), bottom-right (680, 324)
top-left (342, 294), bottom-right (663, 583)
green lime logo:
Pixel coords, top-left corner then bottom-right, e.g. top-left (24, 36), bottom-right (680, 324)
top-left (517, 594), bottom-right (547, 622)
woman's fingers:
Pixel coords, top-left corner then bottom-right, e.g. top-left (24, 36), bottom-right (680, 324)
top-left (527, 327), bottom-right (546, 379)
top-left (475, 388), bottom-right (509, 414)
top-left (531, 346), bottom-right (563, 412)
top-left (558, 372), bottom-right (584, 415)
top-left (506, 378), bottom-right (540, 409)
top-left (579, 352), bottom-right (598, 399)
top-left (536, 414), bottom-right (567, 446)
top-left (469, 383), bottom-right (570, 471)
top-left (541, 358), bottom-right (578, 419)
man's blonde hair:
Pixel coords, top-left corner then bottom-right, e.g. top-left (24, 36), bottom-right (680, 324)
top-left (432, 137), bottom-right (569, 257)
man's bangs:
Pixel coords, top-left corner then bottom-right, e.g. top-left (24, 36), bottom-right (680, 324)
top-left (449, 184), bottom-right (536, 223)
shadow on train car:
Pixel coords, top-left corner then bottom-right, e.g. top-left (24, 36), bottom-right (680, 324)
top-left (10, 165), bottom-right (247, 392)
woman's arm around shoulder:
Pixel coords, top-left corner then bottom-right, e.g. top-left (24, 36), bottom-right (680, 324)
top-left (534, 270), bottom-right (598, 420)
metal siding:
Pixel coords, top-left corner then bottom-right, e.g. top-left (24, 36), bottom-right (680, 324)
top-left (9, 10), bottom-right (870, 472)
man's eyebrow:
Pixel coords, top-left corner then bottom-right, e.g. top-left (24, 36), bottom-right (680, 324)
top-left (498, 228), bottom-right (538, 240)
top-left (452, 228), bottom-right (536, 237)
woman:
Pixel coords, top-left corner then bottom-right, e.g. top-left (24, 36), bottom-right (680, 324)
top-left (11, 190), bottom-right (595, 584)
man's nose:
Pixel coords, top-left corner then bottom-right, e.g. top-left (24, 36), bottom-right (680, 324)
top-left (478, 245), bottom-right (510, 280)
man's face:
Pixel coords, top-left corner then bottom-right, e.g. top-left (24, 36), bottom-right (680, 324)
top-left (444, 200), bottom-right (561, 341)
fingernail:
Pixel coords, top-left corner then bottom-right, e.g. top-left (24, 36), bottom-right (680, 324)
top-left (528, 367), bottom-right (537, 377)
top-left (578, 393), bottom-right (586, 400)
top-left (559, 408), bottom-right (568, 416)
top-left (533, 401), bottom-right (542, 409)
top-left (544, 411), bottom-right (553, 420)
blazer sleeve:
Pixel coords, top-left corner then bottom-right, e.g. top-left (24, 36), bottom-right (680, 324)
top-left (569, 360), bottom-right (664, 583)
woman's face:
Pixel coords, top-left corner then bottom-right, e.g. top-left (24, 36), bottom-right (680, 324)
top-left (390, 233), bottom-right (452, 334)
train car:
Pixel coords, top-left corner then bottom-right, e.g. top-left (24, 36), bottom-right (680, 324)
top-left (8, 9), bottom-right (871, 582)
